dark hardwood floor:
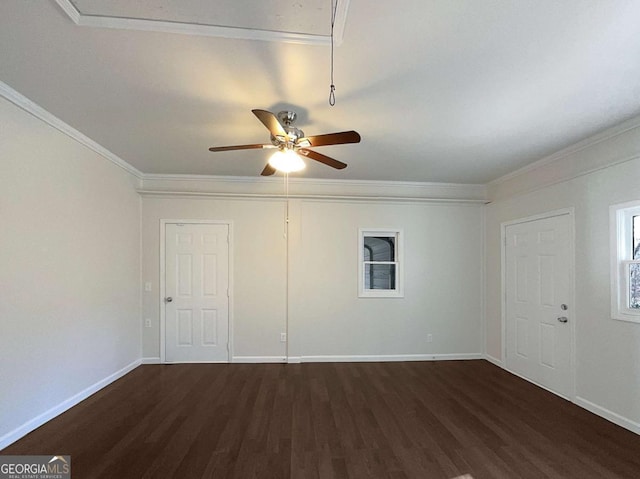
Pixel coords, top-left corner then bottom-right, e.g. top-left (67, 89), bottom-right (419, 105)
top-left (3, 360), bottom-right (640, 478)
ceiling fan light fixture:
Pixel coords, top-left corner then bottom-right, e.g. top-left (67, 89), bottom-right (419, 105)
top-left (208, 109), bottom-right (359, 176)
top-left (268, 148), bottom-right (305, 173)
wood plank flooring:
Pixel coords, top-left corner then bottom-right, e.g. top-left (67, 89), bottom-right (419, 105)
top-left (3, 360), bottom-right (640, 478)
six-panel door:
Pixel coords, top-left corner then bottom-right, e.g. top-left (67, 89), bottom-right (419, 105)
top-left (165, 223), bottom-right (229, 363)
top-left (505, 214), bottom-right (572, 398)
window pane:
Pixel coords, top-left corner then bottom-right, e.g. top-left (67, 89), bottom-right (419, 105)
top-left (365, 263), bottom-right (396, 290)
top-left (631, 263), bottom-right (640, 309)
top-left (364, 236), bottom-right (395, 261)
top-left (633, 215), bottom-right (640, 260)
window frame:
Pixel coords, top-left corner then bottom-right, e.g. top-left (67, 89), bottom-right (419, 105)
top-left (610, 200), bottom-right (640, 322)
top-left (358, 228), bottom-right (404, 298)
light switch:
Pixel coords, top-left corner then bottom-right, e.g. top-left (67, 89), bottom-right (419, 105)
top-left (144, 282), bottom-right (152, 292)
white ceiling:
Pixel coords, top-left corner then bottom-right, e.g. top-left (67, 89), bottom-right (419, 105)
top-left (2, 0), bottom-right (640, 183)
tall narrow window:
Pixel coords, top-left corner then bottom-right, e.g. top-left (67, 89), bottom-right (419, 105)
top-left (610, 201), bottom-right (640, 322)
top-left (359, 229), bottom-right (403, 298)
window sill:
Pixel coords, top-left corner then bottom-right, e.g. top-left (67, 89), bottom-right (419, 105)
top-left (611, 311), bottom-right (640, 323)
top-left (359, 291), bottom-right (404, 299)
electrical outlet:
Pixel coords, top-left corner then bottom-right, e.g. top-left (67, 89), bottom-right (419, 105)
top-left (144, 282), bottom-right (152, 292)
top-left (145, 318), bottom-right (152, 328)
top-left (427, 333), bottom-right (433, 343)
top-left (280, 333), bottom-right (287, 342)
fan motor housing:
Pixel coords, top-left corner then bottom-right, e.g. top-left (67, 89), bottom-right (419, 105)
top-left (270, 111), bottom-right (304, 147)
top-left (277, 110), bottom-right (297, 125)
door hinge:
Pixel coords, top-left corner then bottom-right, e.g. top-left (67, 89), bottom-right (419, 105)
top-left (226, 288), bottom-right (230, 297)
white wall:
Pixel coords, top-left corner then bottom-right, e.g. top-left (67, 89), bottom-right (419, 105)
top-left (141, 197), bottom-right (288, 360)
top-left (485, 123), bottom-right (640, 432)
top-left (288, 200), bottom-right (483, 360)
top-left (141, 196), bottom-right (484, 362)
top-left (0, 96), bottom-right (141, 446)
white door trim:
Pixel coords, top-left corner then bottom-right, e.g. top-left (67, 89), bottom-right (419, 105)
top-left (500, 207), bottom-right (576, 401)
top-left (160, 219), bottom-right (234, 363)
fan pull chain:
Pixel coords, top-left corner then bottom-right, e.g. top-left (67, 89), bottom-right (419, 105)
top-left (328, 0), bottom-right (338, 106)
top-left (284, 172), bottom-right (290, 238)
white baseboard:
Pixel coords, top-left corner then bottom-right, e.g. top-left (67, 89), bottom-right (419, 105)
top-left (0, 359), bottom-right (141, 450)
top-left (231, 353), bottom-right (482, 364)
top-left (575, 396), bottom-right (640, 435)
top-left (299, 353), bottom-right (483, 363)
top-left (141, 357), bottom-right (161, 364)
top-left (232, 356), bottom-right (287, 363)
top-left (484, 354), bottom-right (504, 367)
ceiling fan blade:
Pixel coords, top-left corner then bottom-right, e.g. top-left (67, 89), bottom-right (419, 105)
top-left (261, 163), bottom-right (276, 176)
top-left (303, 131), bottom-right (361, 147)
top-left (298, 149), bottom-right (347, 170)
top-left (252, 109), bottom-right (287, 138)
top-left (209, 144), bottom-right (274, 152)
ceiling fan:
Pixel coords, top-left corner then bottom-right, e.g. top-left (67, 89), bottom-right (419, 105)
top-left (208, 109), bottom-right (361, 176)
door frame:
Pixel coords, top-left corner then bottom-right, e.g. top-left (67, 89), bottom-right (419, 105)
top-left (159, 219), bottom-right (234, 364)
top-left (500, 208), bottom-right (576, 401)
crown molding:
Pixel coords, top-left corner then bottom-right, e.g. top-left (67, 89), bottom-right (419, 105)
top-left (54, 0), bottom-right (80, 23)
top-left (486, 112), bottom-right (640, 202)
top-left (54, 0), bottom-right (350, 46)
top-left (137, 189), bottom-right (486, 205)
top-left (488, 114), bottom-right (640, 188)
top-left (140, 174), bottom-right (487, 202)
top-left (0, 81), bottom-right (143, 179)
top-left (142, 173), bottom-right (486, 190)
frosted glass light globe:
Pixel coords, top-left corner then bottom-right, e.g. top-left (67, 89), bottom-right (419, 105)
top-left (268, 149), bottom-right (305, 173)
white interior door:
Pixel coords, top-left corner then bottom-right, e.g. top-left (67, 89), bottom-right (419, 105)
top-left (165, 223), bottom-right (229, 363)
top-left (505, 213), bottom-right (573, 398)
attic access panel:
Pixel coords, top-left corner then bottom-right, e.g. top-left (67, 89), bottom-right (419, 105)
top-left (60, 0), bottom-right (350, 44)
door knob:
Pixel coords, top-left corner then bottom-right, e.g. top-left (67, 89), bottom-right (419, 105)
top-left (165, 297), bottom-right (173, 303)
top-left (557, 316), bottom-right (568, 323)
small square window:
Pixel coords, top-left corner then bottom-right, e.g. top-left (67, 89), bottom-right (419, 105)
top-left (359, 229), bottom-right (403, 298)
